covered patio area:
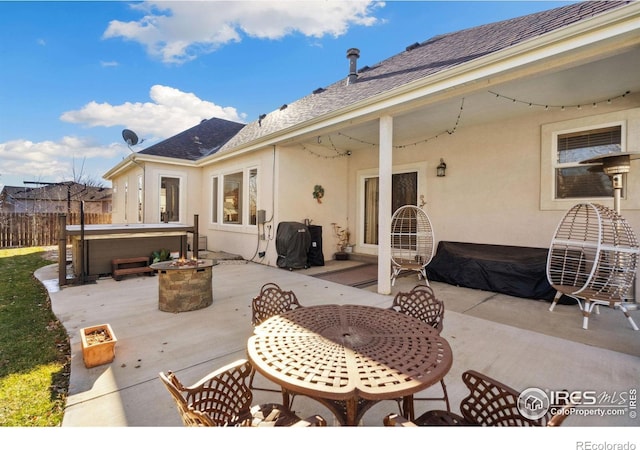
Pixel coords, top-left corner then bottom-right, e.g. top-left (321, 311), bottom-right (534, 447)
top-left (34, 254), bottom-right (639, 433)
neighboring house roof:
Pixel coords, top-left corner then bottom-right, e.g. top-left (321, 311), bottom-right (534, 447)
top-left (138, 117), bottom-right (245, 161)
top-left (215, 0), bottom-right (630, 154)
top-left (0, 182), bottom-right (112, 203)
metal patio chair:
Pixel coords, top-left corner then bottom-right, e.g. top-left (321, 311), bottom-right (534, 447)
top-left (389, 284), bottom-right (449, 415)
top-left (251, 282), bottom-right (303, 326)
top-left (250, 282), bottom-right (304, 406)
top-left (159, 359), bottom-right (326, 427)
top-left (383, 369), bottom-right (573, 427)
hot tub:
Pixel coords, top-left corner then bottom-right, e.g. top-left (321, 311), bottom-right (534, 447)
top-left (66, 223), bottom-right (193, 278)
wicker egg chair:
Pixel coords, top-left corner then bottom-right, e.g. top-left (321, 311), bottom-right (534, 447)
top-left (546, 203), bottom-right (639, 330)
top-left (390, 205), bottom-right (435, 286)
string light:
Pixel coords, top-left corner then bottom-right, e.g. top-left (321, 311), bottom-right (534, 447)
top-left (489, 90), bottom-right (630, 110)
top-left (332, 97), bottom-right (466, 149)
top-left (300, 90), bottom-right (630, 158)
top-left (301, 141), bottom-right (352, 159)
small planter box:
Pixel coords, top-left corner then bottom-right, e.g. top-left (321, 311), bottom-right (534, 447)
top-left (80, 324), bottom-right (117, 368)
top-left (335, 252), bottom-right (349, 261)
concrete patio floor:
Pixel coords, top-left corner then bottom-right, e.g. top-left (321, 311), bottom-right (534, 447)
top-left (32, 252), bottom-right (639, 446)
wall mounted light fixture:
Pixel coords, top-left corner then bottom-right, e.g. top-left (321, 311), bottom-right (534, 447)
top-left (437, 158), bottom-right (447, 177)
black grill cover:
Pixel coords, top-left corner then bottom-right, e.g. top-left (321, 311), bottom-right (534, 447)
top-left (425, 241), bottom-right (556, 300)
top-left (307, 225), bottom-right (324, 266)
top-left (276, 222), bottom-right (311, 269)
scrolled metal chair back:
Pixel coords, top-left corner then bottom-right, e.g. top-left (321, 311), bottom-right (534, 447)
top-left (251, 282), bottom-right (303, 326)
top-left (390, 284), bottom-right (444, 333)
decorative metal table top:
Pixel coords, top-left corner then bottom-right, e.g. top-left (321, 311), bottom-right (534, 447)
top-left (247, 304), bottom-right (452, 426)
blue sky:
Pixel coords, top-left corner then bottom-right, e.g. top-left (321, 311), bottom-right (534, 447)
top-left (0, 0), bottom-right (575, 189)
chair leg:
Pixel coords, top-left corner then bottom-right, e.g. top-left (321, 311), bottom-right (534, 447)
top-left (398, 378), bottom-right (451, 418)
top-left (548, 291), bottom-right (562, 312)
top-left (582, 300), bottom-right (599, 330)
top-left (391, 267), bottom-right (400, 286)
top-left (419, 268), bottom-right (430, 286)
top-left (617, 303), bottom-right (639, 331)
top-left (440, 379), bottom-right (451, 412)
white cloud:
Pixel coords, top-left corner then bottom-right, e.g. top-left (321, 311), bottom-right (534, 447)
top-left (59, 84), bottom-right (246, 140)
top-left (0, 137), bottom-right (121, 184)
top-left (103, 0), bottom-right (383, 64)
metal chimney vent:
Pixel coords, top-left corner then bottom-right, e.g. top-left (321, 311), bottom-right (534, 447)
top-left (346, 48), bottom-right (360, 85)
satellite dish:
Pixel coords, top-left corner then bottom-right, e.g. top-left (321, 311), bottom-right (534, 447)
top-left (122, 129), bottom-right (139, 146)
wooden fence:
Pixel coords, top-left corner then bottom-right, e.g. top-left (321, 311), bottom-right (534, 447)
top-left (0, 212), bottom-right (112, 248)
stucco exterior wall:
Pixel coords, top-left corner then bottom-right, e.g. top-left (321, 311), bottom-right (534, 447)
top-left (109, 96), bottom-right (640, 269)
top-left (111, 162), bottom-right (201, 227)
top-left (277, 145), bottom-right (350, 262)
top-left (344, 97), bottom-right (640, 251)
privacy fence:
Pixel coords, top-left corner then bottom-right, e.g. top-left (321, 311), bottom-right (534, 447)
top-left (0, 212), bottom-right (112, 248)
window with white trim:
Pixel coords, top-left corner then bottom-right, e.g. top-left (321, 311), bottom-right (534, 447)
top-left (248, 168), bottom-right (258, 225)
top-left (554, 125), bottom-right (621, 199)
top-left (211, 176), bottom-right (219, 223)
top-left (160, 176), bottom-right (180, 222)
top-left (211, 168), bottom-right (259, 226)
top-left (137, 175), bottom-right (143, 222)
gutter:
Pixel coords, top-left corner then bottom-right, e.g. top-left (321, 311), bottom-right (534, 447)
top-left (103, 153), bottom-right (199, 180)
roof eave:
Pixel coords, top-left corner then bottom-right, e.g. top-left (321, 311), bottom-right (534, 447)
top-left (103, 153), bottom-right (199, 180)
top-left (197, 2), bottom-right (640, 164)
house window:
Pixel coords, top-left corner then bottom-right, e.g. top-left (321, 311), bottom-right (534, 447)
top-left (211, 176), bottom-right (219, 223)
top-left (160, 177), bottom-right (180, 222)
top-left (223, 172), bottom-right (243, 224)
top-left (249, 168), bottom-right (258, 225)
top-left (554, 125), bottom-right (620, 199)
top-left (137, 175), bottom-right (143, 222)
top-left (363, 171), bottom-right (418, 245)
top-left (124, 181), bottom-right (128, 222)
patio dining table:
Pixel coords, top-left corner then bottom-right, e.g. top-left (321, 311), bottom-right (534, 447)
top-left (246, 303), bottom-right (453, 426)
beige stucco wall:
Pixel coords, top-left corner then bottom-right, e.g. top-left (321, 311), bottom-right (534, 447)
top-left (198, 145), bottom-right (349, 265)
top-left (111, 162), bottom-right (202, 227)
top-left (201, 149), bottom-right (274, 262)
top-left (109, 93), bottom-right (640, 269)
top-left (344, 96), bottom-right (640, 251)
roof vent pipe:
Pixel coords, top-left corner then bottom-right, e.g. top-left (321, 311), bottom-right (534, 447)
top-left (346, 48), bottom-right (360, 85)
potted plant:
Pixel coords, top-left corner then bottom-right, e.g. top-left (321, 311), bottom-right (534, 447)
top-left (152, 248), bottom-right (172, 264)
top-left (80, 323), bottom-right (117, 368)
top-left (332, 223), bottom-right (351, 260)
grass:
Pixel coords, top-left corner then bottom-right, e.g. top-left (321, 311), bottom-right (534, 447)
top-left (0, 247), bottom-right (70, 426)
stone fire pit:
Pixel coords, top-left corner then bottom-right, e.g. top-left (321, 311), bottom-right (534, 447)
top-left (150, 259), bottom-right (216, 313)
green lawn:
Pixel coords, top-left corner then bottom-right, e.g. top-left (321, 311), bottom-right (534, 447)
top-left (0, 247), bottom-right (70, 426)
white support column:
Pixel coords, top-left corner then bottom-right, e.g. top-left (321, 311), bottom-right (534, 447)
top-left (378, 115), bottom-right (393, 295)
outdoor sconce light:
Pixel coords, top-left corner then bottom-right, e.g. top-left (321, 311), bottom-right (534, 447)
top-left (437, 158), bottom-right (447, 177)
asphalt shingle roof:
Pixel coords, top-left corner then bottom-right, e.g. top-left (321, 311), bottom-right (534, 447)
top-left (216, 1), bottom-right (629, 154)
top-left (138, 117), bottom-right (245, 161)
top-left (132, 1), bottom-right (629, 163)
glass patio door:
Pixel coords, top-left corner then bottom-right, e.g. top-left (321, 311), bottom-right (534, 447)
top-left (363, 172), bottom-right (417, 245)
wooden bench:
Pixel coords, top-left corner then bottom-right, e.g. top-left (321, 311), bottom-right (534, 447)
top-left (112, 257), bottom-right (154, 281)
